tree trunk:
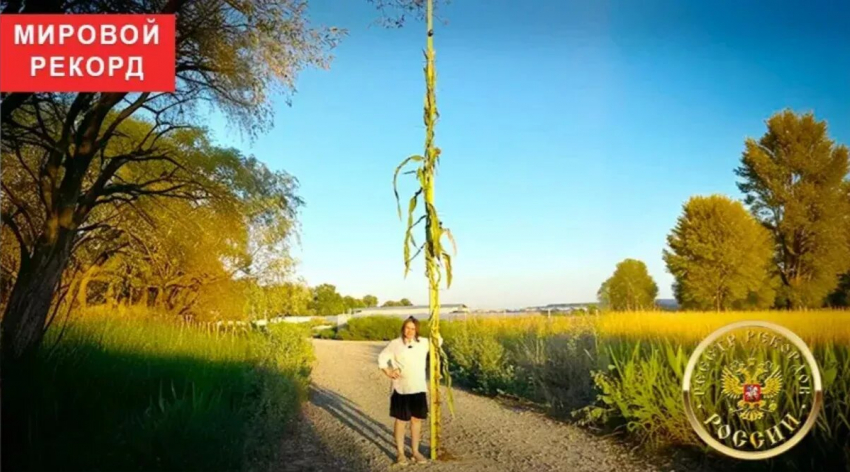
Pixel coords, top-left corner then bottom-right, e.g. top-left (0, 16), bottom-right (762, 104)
top-left (1, 232), bottom-right (74, 361)
top-left (106, 282), bottom-right (116, 309)
top-left (76, 264), bottom-right (99, 310)
top-left (154, 287), bottom-right (165, 310)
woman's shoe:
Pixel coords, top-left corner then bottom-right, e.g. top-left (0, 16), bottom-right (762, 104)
top-left (411, 454), bottom-right (428, 464)
top-left (395, 456), bottom-right (409, 467)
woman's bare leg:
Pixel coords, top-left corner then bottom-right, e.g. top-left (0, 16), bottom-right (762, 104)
top-left (394, 419), bottom-right (407, 461)
top-left (410, 417), bottom-right (426, 460)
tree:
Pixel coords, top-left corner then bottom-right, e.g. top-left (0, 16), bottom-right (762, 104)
top-left (663, 195), bottom-right (776, 311)
top-left (0, 0), bottom-right (436, 359)
top-left (362, 294), bottom-right (379, 307)
top-left (597, 259), bottom-right (658, 311)
top-left (381, 298), bottom-right (413, 307)
top-left (342, 295), bottom-right (366, 311)
top-left (0, 0), bottom-right (338, 360)
top-left (2, 121), bottom-right (301, 325)
top-left (308, 284), bottom-right (345, 316)
top-left (829, 183), bottom-right (850, 307)
top-left (275, 281), bottom-right (314, 316)
top-left (735, 110), bottom-right (850, 308)
top-left (827, 274), bottom-right (850, 307)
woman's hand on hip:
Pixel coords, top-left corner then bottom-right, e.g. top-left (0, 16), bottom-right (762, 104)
top-left (383, 368), bottom-right (401, 379)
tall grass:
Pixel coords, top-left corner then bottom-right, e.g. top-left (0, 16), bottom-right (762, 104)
top-left (2, 313), bottom-right (314, 472)
top-left (440, 311), bottom-right (850, 470)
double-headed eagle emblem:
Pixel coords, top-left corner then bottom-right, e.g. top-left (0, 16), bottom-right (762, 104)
top-left (721, 358), bottom-right (783, 422)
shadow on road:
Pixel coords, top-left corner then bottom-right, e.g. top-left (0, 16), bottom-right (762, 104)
top-left (309, 384), bottom-right (431, 461)
top-left (277, 404), bottom-right (373, 472)
top-left (310, 385), bottom-right (398, 459)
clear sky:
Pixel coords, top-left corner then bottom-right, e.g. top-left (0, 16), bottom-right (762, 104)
top-left (207, 0), bottom-right (850, 310)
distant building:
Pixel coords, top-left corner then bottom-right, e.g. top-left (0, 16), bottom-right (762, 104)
top-left (351, 304), bottom-right (469, 320)
top-left (517, 303), bottom-right (596, 313)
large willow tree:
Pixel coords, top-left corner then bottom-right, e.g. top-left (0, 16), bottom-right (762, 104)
top-left (393, 0), bottom-right (455, 459)
top-left (0, 0), bottom-right (432, 361)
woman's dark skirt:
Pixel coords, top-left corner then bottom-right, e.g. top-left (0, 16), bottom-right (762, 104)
top-left (390, 390), bottom-right (428, 421)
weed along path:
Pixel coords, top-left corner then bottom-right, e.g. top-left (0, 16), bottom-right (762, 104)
top-left (276, 339), bottom-right (668, 472)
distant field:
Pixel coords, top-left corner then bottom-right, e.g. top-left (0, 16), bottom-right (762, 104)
top-left (434, 310), bottom-right (850, 346)
top-left (595, 310), bottom-right (850, 344)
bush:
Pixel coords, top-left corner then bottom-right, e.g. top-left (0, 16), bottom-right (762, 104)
top-left (514, 331), bottom-right (602, 415)
top-left (337, 316), bottom-right (412, 341)
top-left (313, 326), bottom-right (338, 339)
top-left (2, 315), bottom-right (314, 472)
top-left (441, 319), bottom-right (520, 396)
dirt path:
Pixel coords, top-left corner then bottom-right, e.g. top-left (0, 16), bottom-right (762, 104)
top-left (276, 339), bottom-right (685, 472)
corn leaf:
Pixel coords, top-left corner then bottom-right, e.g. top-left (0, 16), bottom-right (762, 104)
top-left (393, 155), bottom-right (424, 219)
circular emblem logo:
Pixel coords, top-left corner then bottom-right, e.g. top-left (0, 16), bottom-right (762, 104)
top-left (682, 321), bottom-right (823, 460)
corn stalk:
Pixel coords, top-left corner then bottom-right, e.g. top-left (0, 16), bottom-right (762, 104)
top-left (392, 0), bottom-right (455, 460)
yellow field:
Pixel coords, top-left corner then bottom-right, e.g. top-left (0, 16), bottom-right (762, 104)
top-left (595, 310), bottom-right (850, 345)
top-left (460, 310), bottom-right (850, 345)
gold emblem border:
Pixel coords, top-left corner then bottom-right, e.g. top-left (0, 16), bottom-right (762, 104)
top-left (682, 320), bottom-right (824, 461)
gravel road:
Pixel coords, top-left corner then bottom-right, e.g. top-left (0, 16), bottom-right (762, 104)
top-left (276, 339), bottom-right (697, 472)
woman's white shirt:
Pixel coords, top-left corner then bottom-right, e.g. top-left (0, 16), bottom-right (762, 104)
top-left (377, 336), bottom-right (442, 395)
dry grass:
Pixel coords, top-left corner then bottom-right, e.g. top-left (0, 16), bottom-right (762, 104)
top-left (595, 310), bottom-right (850, 345)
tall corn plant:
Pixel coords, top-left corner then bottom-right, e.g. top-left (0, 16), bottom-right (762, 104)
top-left (393, 0), bottom-right (455, 459)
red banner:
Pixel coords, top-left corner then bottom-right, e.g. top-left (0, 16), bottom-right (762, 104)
top-left (0, 14), bottom-right (175, 92)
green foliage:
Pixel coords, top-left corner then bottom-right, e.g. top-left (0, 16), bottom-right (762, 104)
top-left (663, 195), bottom-right (776, 310)
top-left (314, 327), bottom-right (339, 339)
top-left (308, 283), bottom-right (346, 316)
top-left (736, 110), bottom-right (850, 308)
top-left (580, 341), bottom-right (696, 447)
top-left (334, 315), bottom-right (431, 341)
top-left (3, 314), bottom-right (313, 472)
top-left (438, 319), bottom-right (601, 411)
top-left (828, 274), bottom-right (850, 307)
top-left (362, 295), bottom-right (379, 307)
top-left (305, 285), bottom-right (382, 315)
top-left (441, 320), bottom-right (517, 396)
top-left (0, 0), bottom-right (342, 358)
top-left (381, 298), bottom-right (414, 307)
top-left (598, 259), bottom-right (659, 311)
top-left (517, 332), bottom-right (602, 416)
top-left (343, 295), bottom-right (365, 311)
top-left (276, 281), bottom-right (315, 316)
top-left (337, 316), bottom-right (403, 341)
top-left (2, 122), bottom-right (305, 324)
top-left (243, 281), bottom-right (315, 322)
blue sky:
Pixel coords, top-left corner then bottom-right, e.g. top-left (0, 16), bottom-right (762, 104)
top-left (207, 0), bottom-right (850, 309)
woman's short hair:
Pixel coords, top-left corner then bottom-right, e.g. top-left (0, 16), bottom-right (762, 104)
top-left (401, 316), bottom-right (420, 342)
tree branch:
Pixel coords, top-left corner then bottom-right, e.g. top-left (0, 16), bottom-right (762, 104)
top-left (1, 209), bottom-right (31, 265)
top-left (95, 92), bottom-right (152, 149)
top-left (1, 181), bottom-right (38, 242)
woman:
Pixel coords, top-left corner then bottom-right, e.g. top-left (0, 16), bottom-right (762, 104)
top-left (377, 316), bottom-right (443, 466)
